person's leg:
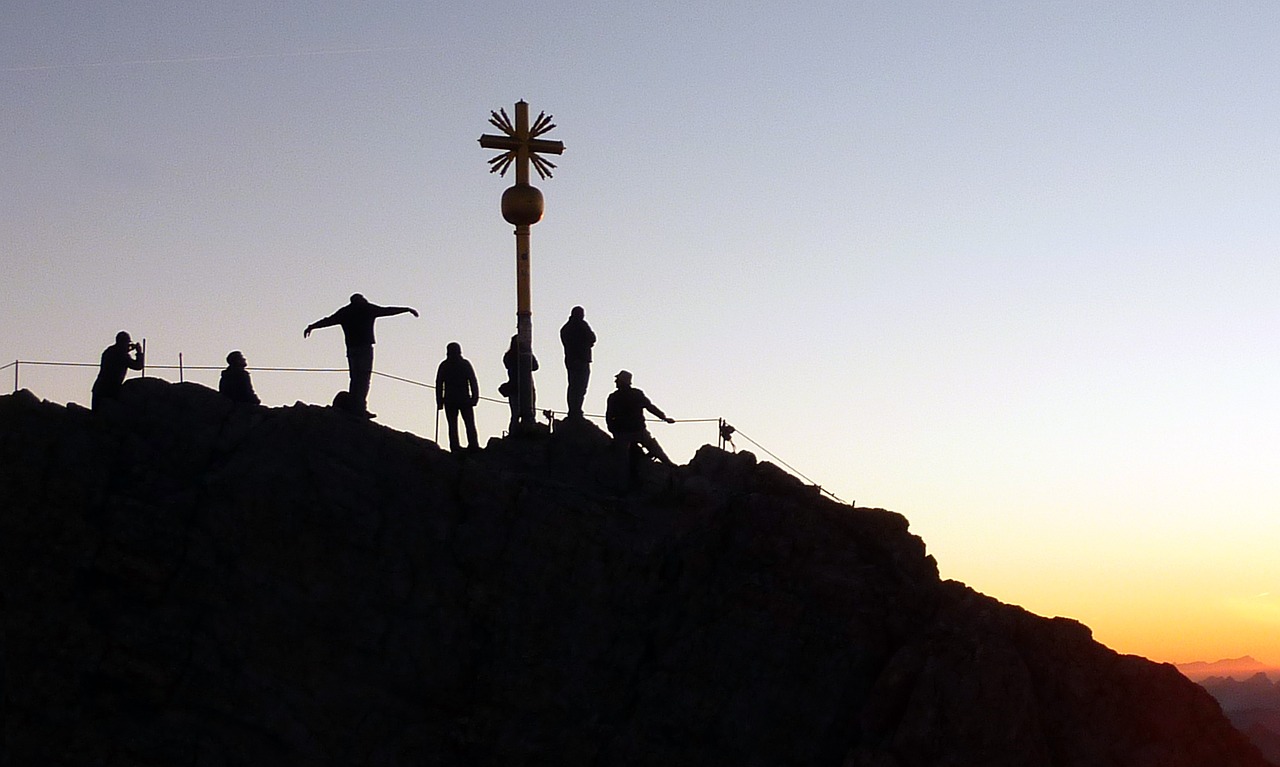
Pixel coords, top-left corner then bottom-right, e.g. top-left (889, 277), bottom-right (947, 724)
top-left (460, 405), bottom-right (479, 449)
top-left (519, 373), bottom-right (537, 426)
top-left (445, 404), bottom-right (462, 451)
top-left (566, 363), bottom-right (588, 417)
top-left (607, 434), bottom-right (626, 488)
top-left (639, 430), bottom-right (675, 466)
top-left (347, 346), bottom-right (374, 413)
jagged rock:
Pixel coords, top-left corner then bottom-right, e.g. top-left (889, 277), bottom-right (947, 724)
top-left (0, 381), bottom-right (1269, 766)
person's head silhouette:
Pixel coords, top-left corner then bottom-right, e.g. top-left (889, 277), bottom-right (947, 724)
top-left (350, 293), bottom-right (367, 305)
top-left (115, 331), bottom-right (131, 346)
top-left (447, 342), bottom-right (462, 357)
top-left (570, 306), bottom-right (585, 320)
top-left (226, 350), bottom-right (247, 367)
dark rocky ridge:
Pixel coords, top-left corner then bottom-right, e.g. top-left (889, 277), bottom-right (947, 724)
top-left (0, 380), bottom-right (1269, 766)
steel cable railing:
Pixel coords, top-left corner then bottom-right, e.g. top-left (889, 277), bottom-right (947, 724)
top-left (6, 358), bottom-right (847, 504)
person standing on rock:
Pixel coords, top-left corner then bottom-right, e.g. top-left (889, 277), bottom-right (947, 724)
top-left (435, 342), bottom-right (480, 452)
top-left (219, 350), bottom-right (261, 405)
top-left (304, 293), bottom-right (418, 418)
top-left (501, 334), bottom-right (540, 431)
top-left (605, 370), bottom-right (676, 482)
top-left (91, 331), bottom-right (145, 410)
top-left (559, 306), bottom-right (596, 420)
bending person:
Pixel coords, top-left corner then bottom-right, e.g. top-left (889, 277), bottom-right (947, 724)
top-left (91, 331), bottom-right (144, 410)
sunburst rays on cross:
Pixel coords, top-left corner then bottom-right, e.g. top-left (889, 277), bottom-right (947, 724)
top-left (481, 107), bottom-right (562, 180)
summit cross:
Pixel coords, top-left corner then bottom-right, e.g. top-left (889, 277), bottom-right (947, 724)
top-left (479, 100), bottom-right (565, 185)
top-left (477, 100), bottom-right (565, 432)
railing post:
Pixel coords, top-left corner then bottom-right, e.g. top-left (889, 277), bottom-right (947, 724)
top-left (12, 360), bottom-right (17, 393)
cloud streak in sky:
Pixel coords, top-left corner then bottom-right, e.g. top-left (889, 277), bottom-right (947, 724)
top-left (1, 45), bottom-right (428, 73)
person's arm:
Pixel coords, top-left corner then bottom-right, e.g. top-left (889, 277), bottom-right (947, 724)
top-left (374, 305), bottom-right (418, 318)
top-left (605, 400), bottom-right (618, 433)
top-left (304, 312), bottom-right (340, 338)
top-left (646, 402), bottom-right (675, 424)
top-left (466, 362), bottom-right (479, 406)
top-left (434, 364), bottom-right (446, 409)
top-left (245, 372), bottom-right (261, 405)
top-left (127, 348), bottom-right (145, 371)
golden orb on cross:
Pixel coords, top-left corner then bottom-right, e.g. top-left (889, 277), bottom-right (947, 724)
top-left (501, 184), bottom-right (544, 226)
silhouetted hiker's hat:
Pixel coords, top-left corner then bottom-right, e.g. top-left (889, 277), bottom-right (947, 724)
top-left (615, 370), bottom-right (632, 383)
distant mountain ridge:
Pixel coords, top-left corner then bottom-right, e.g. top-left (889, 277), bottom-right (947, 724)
top-left (1194, 673), bottom-right (1280, 765)
top-left (1180, 657), bottom-right (1280, 682)
top-left (0, 381), bottom-right (1271, 766)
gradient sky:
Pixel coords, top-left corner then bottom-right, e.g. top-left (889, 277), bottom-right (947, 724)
top-left (4, 2), bottom-right (1278, 667)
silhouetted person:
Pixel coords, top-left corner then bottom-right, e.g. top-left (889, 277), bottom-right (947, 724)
top-left (560, 306), bottom-right (596, 419)
top-left (304, 293), bottom-right (418, 418)
top-left (91, 331), bottom-right (144, 410)
top-left (605, 370), bottom-right (675, 482)
top-left (502, 334), bottom-right (538, 431)
top-left (435, 342), bottom-right (480, 452)
top-left (219, 350), bottom-right (260, 405)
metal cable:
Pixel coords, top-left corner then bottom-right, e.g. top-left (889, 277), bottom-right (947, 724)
top-left (8, 358), bottom-right (849, 504)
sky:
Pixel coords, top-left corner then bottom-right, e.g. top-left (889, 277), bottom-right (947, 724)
top-left (3, 1), bottom-right (1278, 668)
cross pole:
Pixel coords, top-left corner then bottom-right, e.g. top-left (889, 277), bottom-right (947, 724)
top-left (478, 100), bottom-right (565, 432)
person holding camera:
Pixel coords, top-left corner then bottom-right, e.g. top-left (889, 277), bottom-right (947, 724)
top-left (91, 331), bottom-right (145, 410)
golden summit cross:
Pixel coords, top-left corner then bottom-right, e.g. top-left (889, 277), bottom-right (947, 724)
top-left (477, 101), bottom-right (565, 431)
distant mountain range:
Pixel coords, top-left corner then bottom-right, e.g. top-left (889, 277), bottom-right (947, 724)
top-left (1179, 657), bottom-right (1280, 683)
top-left (1180, 659), bottom-right (1280, 765)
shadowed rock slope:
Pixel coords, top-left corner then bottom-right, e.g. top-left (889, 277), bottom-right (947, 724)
top-left (0, 380), bottom-right (1269, 767)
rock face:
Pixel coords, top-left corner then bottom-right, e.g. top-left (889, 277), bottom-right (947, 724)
top-left (1197, 674), bottom-right (1280, 765)
top-left (0, 381), bottom-right (1270, 767)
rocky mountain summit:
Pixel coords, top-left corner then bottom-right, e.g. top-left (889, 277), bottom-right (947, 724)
top-left (1, 380), bottom-right (1270, 766)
